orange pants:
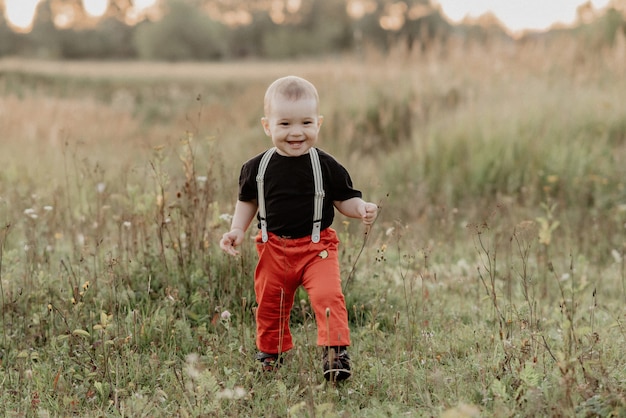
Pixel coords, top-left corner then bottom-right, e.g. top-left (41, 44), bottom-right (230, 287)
top-left (254, 227), bottom-right (351, 354)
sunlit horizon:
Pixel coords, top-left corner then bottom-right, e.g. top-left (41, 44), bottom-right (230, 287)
top-left (2, 0), bottom-right (158, 32)
top-left (435, 0), bottom-right (613, 34)
top-left (0, 0), bottom-right (618, 34)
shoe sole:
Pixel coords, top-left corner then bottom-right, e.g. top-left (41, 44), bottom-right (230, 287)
top-left (323, 368), bottom-right (352, 381)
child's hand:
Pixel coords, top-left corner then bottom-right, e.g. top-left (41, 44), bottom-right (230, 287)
top-left (220, 228), bottom-right (245, 256)
top-left (359, 202), bottom-right (378, 225)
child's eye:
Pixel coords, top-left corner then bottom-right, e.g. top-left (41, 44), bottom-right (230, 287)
top-left (279, 122), bottom-right (289, 126)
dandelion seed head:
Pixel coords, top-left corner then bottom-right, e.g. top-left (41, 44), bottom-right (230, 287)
top-left (217, 389), bottom-right (234, 399)
top-left (96, 183), bottom-right (106, 194)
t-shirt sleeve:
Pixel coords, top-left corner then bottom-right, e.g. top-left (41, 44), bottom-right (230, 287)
top-left (238, 158), bottom-right (259, 202)
top-left (325, 155), bottom-right (362, 202)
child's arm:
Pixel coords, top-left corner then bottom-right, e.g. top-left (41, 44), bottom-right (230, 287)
top-left (334, 197), bottom-right (378, 225)
top-left (219, 200), bottom-right (258, 256)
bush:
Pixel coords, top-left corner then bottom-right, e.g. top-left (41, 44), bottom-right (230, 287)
top-left (133, 0), bottom-right (227, 61)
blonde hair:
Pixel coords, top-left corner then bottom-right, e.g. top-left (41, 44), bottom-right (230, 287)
top-left (263, 76), bottom-right (319, 116)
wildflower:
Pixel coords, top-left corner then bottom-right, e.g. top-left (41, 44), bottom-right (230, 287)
top-left (96, 183), bottom-right (106, 194)
top-left (24, 208), bottom-right (38, 219)
top-left (217, 387), bottom-right (247, 399)
top-left (221, 310), bottom-right (231, 321)
top-left (219, 213), bottom-right (233, 223)
top-left (43, 206), bottom-right (53, 211)
top-left (123, 221), bottom-right (131, 228)
top-left (196, 176), bottom-right (208, 183)
top-left (611, 249), bottom-right (622, 264)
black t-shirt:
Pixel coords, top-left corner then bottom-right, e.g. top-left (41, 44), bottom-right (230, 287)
top-left (238, 148), bottom-right (362, 238)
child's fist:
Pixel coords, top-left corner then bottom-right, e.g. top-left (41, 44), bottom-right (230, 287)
top-left (360, 202), bottom-right (378, 225)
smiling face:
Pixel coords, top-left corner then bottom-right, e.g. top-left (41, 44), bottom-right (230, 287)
top-left (261, 76), bottom-right (323, 157)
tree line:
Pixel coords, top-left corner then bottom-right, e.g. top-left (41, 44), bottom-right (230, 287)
top-left (0, 0), bottom-right (624, 61)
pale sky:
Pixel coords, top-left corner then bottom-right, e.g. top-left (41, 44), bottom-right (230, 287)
top-left (435, 0), bottom-right (612, 33)
top-left (2, 0), bottom-right (616, 33)
top-left (2, 0), bottom-right (158, 31)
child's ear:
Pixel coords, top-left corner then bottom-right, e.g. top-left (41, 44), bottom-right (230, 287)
top-left (317, 115), bottom-right (324, 128)
top-left (261, 117), bottom-right (271, 136)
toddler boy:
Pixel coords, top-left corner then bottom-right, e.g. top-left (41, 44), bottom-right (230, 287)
top-left (219, 75), bottom-right (377, 381)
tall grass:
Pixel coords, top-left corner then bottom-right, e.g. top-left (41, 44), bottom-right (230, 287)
top-left (0, 36), bottom-right (625, 416)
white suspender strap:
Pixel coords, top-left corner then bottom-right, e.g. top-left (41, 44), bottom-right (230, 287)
top-left (256, 147), bottom-right (324, 243)
top-left (309, 148), bottom-right (324, 243)
top-left (256, 147), bottom-right (276, 243)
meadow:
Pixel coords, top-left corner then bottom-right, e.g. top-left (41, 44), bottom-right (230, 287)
top-left (1, 36), bottom-right (626, 417)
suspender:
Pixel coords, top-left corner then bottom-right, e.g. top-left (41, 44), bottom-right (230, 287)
top-left (310, 148), bottom-right (324, 243)
top-left (256, 147), bottom-right (325, 243)
top-left (256, 148), bottom-right (275, 243)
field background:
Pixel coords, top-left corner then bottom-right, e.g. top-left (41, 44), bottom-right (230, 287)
top-left (1, 36), bottom-right (626, 417)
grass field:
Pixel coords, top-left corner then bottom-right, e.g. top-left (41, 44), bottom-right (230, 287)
top-left (1, 37), bottom-right (626, 417)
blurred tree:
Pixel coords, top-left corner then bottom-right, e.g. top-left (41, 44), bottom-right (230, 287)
top-left (132, 0), bottom-right (227, 60)
top-left (58, 18), bottom-right (136, 59)
top-left (261, 0), bottom-right (353, 59)
top-left (0, 15), bottom-right (19, 56)
top-left (227, 10), bottom-right (273, 58)
top-left (574, 6), bottom-right (626, 49)
top-left (25, 0), bottom-right (63, 58)
top-left (399, 5), bottom-right (452, 52)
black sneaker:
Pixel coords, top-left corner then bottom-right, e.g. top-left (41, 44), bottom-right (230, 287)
top-left (322, 346), bottom-right (352, 382)
top-left (256, 351), bottom-right (283, 372)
